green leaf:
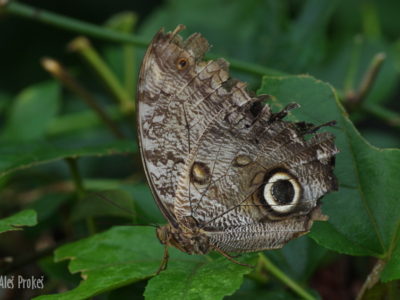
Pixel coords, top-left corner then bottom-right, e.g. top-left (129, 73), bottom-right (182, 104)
top-left (144, 255), bottom-right (254, 300)
top-left (361, 129), bottom-right (400, 149)
top-left (258, 75), bottom-right (400, 281)
top-left (0, 139), bottom-right (136, 178)
top-left (1, 81), bottom-right (60, 142)
top-left (47, 106), bottom-right (122, 137)
top-left (34, 226), bottom-right (165, 300)
top-left (34, 226), bottom-right (254, 300)
top-left (0, 209), bottom-right (37, 233)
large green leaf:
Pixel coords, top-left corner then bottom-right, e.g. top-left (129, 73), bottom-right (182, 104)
top-left (34, 226), bottom-right (163, 300)
top-left (1, 81), bottom-right (60, 142)
top-left (0, 139), bottom-right (136, 178)
top-left (34, 226), bottom-right (254, 300)
top-left (258, 75), bottom-right (400, 282)
top-left (46, 106), bottom-right (121, 137)
top-left (144, 255), bottom-right (254, 300)
top-left (0, 209), bottom-right (37, 233)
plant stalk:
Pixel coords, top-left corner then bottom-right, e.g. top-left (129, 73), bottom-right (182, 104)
top-left (65, 158), bottom-right (96, 235)
top-left (356, 259), bottom-right (386, 300)
top-left (258, 253), bottom-right (316, 300)
top-left (68, 37), bottom-right (134, 113)
top-left (41, 57), bottom-right (125, 139)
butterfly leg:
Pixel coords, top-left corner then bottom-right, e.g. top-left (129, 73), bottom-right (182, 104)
top-left (156, 245), bottom-right (170, 275)
top-left (214, 248), bottom-right (254, 268)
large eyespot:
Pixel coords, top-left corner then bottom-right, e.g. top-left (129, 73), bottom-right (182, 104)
top-left (176, 57), bottom-right (189, 70)
top-left (263, 171), bottom-right (301, 213)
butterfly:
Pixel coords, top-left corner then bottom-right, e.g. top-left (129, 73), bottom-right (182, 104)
top-left (136, 25), bottom-right (338, 271)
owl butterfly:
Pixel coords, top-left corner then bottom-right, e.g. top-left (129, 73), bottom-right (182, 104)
top-left (137, 25), bottom-right (338, 271)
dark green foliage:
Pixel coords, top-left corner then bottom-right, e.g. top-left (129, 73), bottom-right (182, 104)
top-left (0, 0), bottom-right (399, 299)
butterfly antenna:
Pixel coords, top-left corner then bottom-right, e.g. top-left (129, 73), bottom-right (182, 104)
top-left (90, 191), bottom-right (160, 228)
top-left (90, 191), bottom-right (136, 216)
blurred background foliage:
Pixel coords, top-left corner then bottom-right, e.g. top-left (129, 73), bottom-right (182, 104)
top-left (0, 0), bottom-right (399, 299)
top-left (1, 0), bottom-right (399, 146)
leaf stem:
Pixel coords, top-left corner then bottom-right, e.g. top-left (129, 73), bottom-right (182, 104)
top-left (207, 54), bottom-right (286, 77)
top-left (41, 57), bottom-right (125, 139)
top-left (344, 35), bottom-right (363, 94)
top-left (258, 253), bottom-right (316, 300)
top-left (68, 37), bottom-right (134, 113)
top-left (2, 1), bottom-right (283, 77)
top-left (105, 11), bottom-right (138, 99)
top-left (356, 52), bottom-right (386, 103)
top-left (345, 52), bottom-right (386, 110)
top-left (124, 43), bottom-right (136, 99)
top-left (356, 259), bottom-right (386, 300)
top-left (65, 157), bottom-right (96, 235)
top-left (361, 1), bottom-right (381, 40)
top-left (0, 0), bottom-right (148, 46)
top-left (65, 158), bottom-right (85, 200)
top-left (362, 103), bottom-right (400, 130)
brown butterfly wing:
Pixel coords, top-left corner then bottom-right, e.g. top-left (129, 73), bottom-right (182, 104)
top-left (137, 25), bottom-right (232, 225)
top-left (137, 25), bottom-right (338, 251)
top-left (174, 104), bottom-right (338, 251)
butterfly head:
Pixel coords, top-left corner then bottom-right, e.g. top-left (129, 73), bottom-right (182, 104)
top-left (156, 224), bottom-right (170, 245)
top-left (156, 223), bottom-right (211, 255)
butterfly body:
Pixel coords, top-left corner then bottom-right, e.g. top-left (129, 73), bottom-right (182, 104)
top-left (156, 223), bottom-right (210, 255)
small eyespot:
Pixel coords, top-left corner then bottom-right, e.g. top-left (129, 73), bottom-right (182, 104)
top-left (233, 154), bottom-right (252, 167)
top-left (263, 172), bottom-right (301, 213)
top-left (176, 57), bottom-right (189, 70)
top-left (191, 162), bottom-right (210, 184)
